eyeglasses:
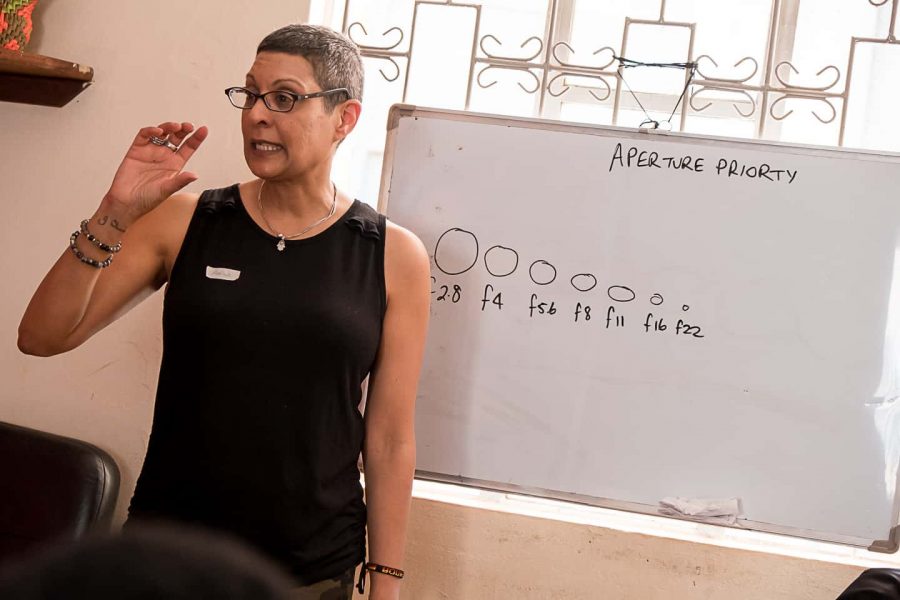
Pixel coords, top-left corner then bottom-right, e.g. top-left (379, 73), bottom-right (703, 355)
top-left (224, 86), bottom-right (350, 112)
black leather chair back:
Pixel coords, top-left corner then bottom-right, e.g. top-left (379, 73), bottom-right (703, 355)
top-left (0, 421), bottom-right (119, 564)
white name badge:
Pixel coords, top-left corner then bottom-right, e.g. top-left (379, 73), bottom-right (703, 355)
top-left (205, 266), bottom-right (241, 281)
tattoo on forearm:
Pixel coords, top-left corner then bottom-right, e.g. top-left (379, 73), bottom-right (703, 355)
top-left (97, 216), bottom-right (109, 225)
top-left (110, 219), bottom-right (126, 233)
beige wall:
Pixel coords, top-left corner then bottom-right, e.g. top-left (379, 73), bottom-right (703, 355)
top-left (2, 0), bottom-right (313, 523)
top-left (403, 499), bottom-right (865, 600)
top-left (0, 2), bottom-right (880, 598)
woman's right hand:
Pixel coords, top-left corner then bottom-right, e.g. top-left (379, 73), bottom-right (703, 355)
top-left (103, 121), bottom-right (208, 229)
top-left (18, 122), bottom-right (208, 357)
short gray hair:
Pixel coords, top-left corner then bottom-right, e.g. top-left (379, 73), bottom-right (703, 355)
top-left (257, 24), bottom-right (363, 112)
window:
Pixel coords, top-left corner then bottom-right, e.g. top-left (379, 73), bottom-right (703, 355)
top-left (311, 0), bottom-right (900, 204)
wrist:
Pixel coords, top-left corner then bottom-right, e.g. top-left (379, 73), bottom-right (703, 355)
top-left (368, 578), bottom-right (402, 600)
top-left (99, 191), bottom-right (129, 214)
top-left (357, 561), bottom-right (404, 597)
top-left (68, 217), bottom-right (122, 269)
top-left (92, 197), bottom-right (133, 237)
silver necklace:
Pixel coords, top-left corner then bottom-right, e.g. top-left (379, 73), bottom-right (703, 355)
top-left (257, 180), bottom-right (337, 251)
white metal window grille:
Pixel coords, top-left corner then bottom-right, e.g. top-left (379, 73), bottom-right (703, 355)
top-left (309, 0), bottom-right (900, 201)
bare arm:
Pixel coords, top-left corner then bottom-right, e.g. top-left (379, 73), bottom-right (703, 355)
top-left (18, 122), bottom-right (207, 356)
top-left (363, 222), bottom-right (431, 600)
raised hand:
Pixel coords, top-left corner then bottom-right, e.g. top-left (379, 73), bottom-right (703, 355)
top-left (103, 121), bottom-right (209, 229)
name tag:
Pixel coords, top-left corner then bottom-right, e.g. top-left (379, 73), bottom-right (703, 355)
top-left (205, 266), bottom-right (241, 281)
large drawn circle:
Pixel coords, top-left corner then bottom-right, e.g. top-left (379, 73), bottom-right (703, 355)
top-left (484, 245), bottom-right (519, 277)
top-left (529, 260), bottom-right (557, 286)
top-left (650, 293), bottom-right (664, 306)
top-left (570, 274), bottom-right (598, 292)
top-left (608, 285), bottom-right (636, 303)
top-left (434, 228), bottom-right (479, 275)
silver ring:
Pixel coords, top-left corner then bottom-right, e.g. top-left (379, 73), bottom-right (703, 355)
top-left (149, 135), bottom-right (179, 152)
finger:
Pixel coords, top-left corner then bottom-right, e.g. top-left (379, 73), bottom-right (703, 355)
top-left (167, 122), bottom-right (195, 147)
top-left (175, 125), bottom-right (209, 162)
top-left (134, 122), bottom-right (190, 148)
top-left (149, 122), bottom-right (181, 147)
top-left (134, 126), bottom-right (166, 146)
top-left (159, 171), bottom-right (198, 198)
top-left (134, 123), bottom-right (178, 149)
top-left (156, 121), bottom-right (181, 135)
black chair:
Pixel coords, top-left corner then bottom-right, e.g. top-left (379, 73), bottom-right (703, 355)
top-left (837, 569), bottom-right (900, 599)
top-left (0, 421), bottom-right (119, 565)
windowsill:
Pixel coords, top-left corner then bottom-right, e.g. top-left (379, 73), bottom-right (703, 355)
top-left (411, 479), bottom-right (900, 569)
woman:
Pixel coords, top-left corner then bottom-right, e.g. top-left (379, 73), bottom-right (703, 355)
top-left (17, 24), bottom-right (430, 600)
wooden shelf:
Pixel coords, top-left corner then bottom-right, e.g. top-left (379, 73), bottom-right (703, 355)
top-left (0, 49), bottom-right (93, 107)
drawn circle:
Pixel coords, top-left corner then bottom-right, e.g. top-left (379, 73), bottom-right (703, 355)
top-left (484, 245), bottom-right (519, 277)
top-left (607, 285), bottom-right (636, 303)
top-left (650, 293), bottom-right (664, 306)
top-left (434, 228), bottom-right (479, 275)
top-left (529, 260), bottom-right (557, 286)
top-left (570, 274), bottom-right (598, 292)
top-left (682, 305), bottom-right (690, 311)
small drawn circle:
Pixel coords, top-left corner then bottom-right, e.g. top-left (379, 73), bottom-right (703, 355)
top-left (434, 228), bottom-right (479, 276)
top-left (529, 260), bottom-right (557, 286)
top-left (608, 285), bottom-right (636, 303)
top-left (484, 245), bottom-right (519, 277)
top-left (570, 274), bottom-right (598, 292)
top-left (650, 293), bottom-right (664, 306)
top-left (682, 305), bottom-right (690, 311)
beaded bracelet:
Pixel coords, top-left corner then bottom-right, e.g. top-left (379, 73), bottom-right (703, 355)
top-left (355, 561), bottom-right (404, 593)
top-left (69, 230), bottom-right (114, 269)
top-left (80, 219), bottom-right (123, 253)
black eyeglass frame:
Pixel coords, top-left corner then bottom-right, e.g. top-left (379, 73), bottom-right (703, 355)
top-left (224, 86), bottom-right (351, 112)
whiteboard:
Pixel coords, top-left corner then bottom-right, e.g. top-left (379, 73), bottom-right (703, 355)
top-left (378, 105), bottom-right (900, 550)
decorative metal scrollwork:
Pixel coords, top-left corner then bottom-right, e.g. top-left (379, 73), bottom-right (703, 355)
top-left (370, 56), bottom-right (402, 82)
top-left (346, 23), bottom-right (405, 82)
top-left (774, 61), bottom-right (841, 91)
top-left (689, 86), bottom-right (757, 117)
top-left (695, 55), bottom-right (758, 83)
top-left (479, 34), bottom-right (544, 62)
top-left (550, 42), bottom-right (617, 70)
top-left (337, 0), bottom-right (894, 144)
top-left (547, 72), bottom-right (612, 101)
top-left (476, 65), bottom-right (541, 94)
top-left (346, 23), bottom-right (405, 51)
top-left (769, 94), bottom-right (837, 123)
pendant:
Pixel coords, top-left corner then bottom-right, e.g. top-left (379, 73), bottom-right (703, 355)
top-left (276, 235), bottom-right (286, 252)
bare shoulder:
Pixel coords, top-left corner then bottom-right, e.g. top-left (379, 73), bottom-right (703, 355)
top-left (152, 191), bottom-right (200, 220)
top-left (131, 192), bottom-right (201, 275)
top-left (384, 220), bottom-right (431, 296)
top-left (135, 192), bottom-right (199, 240)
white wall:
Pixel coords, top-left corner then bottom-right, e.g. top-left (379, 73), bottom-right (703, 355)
top-left (0, 2), bottom-right (886, 598)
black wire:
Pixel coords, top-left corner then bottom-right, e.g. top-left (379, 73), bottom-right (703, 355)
top-left (613, 55), bottom-right (698, 129)
top-left (666, 63), bottom-right (697, 124)
top-left (618, 72), bottom-right (654, 126)
top-left (614, 55), bottom-right (696, 70)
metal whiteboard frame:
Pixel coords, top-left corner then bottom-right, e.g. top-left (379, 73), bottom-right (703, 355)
top-left (377, 103), bottom-right (900, 553)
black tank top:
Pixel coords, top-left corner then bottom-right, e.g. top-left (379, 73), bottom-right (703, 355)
top-left (128, 184), bottom-right (386, 584)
